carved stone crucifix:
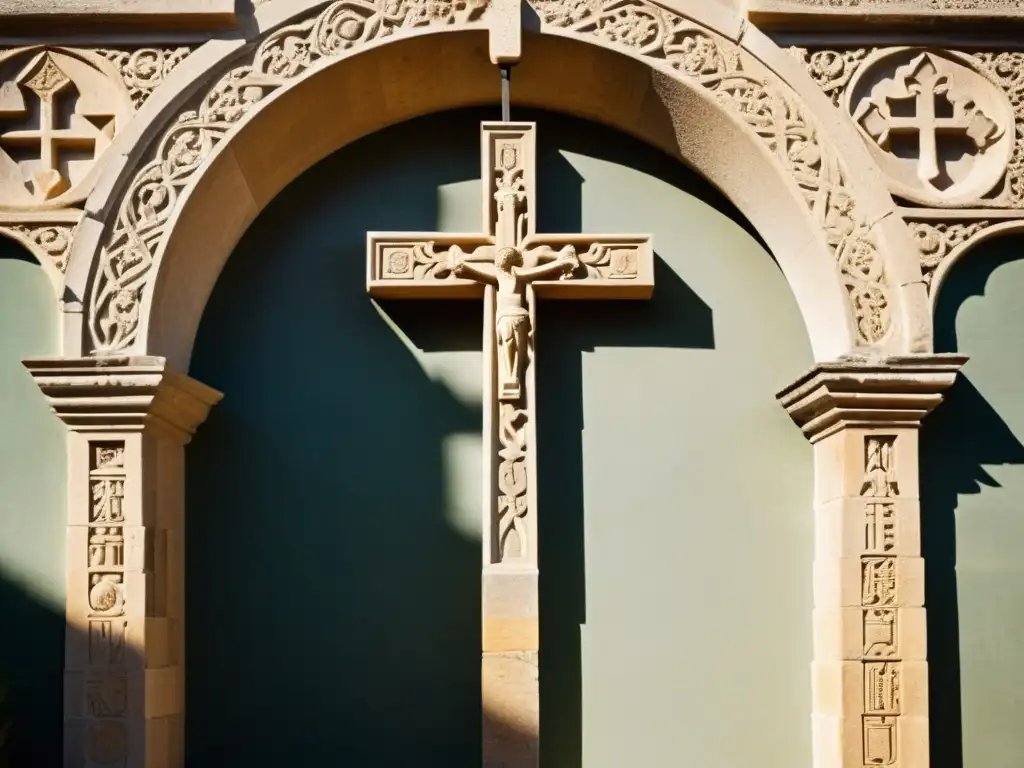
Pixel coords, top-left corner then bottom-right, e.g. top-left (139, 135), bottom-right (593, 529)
top-left (367, 122), bottom-right (653, 765)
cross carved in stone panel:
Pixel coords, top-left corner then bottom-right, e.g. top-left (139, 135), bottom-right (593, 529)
top-left (0, 52), bottom-right (117, 200)
top-left (855, 52), bottom-right (1002, 187)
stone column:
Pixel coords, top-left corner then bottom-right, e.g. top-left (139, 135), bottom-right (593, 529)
top-left (25, 356), bottom-right (222, 768)
top-left (778, 355), bottom-right (964, 768)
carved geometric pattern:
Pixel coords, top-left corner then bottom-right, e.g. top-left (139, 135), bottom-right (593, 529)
top-left (793, 45), bottom-right (1024, 208)
top-left (85, 0), bottom-right (893, 356)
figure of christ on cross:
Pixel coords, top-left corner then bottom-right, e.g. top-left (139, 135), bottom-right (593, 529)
top-left (366, 122), bottom-right (653, 766)
top-left (451, 243), bottom-right (579, 401)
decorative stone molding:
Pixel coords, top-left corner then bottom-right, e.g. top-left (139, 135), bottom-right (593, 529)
top-left (0, 46), bottom-right (192, 211)
top-left (793, 46), bottom-right (1024, 209)
top-left (779, 355), bottom-right (964, 768)
top-left (23, 356), bottom-right (221, 768)
top-left (77, 0), bottom-right (906, 365)
top-left (751, 0), bottom-right (1024, 29)
top-left (0, 0), bottom-right (234, 31)
top-left (780, 355), bottom-right (965, 443)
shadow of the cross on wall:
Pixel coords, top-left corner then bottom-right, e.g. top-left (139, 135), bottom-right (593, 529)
top-left (389, 107), bottom-right (722, 766)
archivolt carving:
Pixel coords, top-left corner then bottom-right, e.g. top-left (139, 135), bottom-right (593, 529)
top-left (87, 0), bottom-right (893, 354)
top-left (88, 0), bottom-right (488, 353)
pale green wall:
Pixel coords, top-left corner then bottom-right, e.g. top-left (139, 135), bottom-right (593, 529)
top-left (924, 236), bottom-right (1024, 768)
top-left (0, 239), bottom-right (65, 765)
top-left (185, 108), bottom-right (814, 766)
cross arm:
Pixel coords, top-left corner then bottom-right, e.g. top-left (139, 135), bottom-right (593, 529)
top-left (521, 234), bottom-right (654, 299)
top-left (366, 232), bottom-right (495, 299)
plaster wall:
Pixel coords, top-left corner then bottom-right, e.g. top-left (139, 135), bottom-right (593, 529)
top-left (924, 236), bottom-right (1024, 768)
top-left (0, 240), bottom-right (65, 766)
top-left (183, 108), bottom-right (815, 765)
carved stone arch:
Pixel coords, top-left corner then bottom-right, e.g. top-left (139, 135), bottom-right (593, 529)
top-left (61, 0), bottom-right (930, 370)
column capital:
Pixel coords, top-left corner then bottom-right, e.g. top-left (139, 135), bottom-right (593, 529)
top-left (778, 354), bottom-right (967, 443)
top-left (22, 355), bottom-right (222, 444)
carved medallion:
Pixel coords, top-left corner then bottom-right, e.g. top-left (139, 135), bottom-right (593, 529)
top-left (0, 48), bottom-right (133, 209)
top-left (846, 49), bottom-right (1014, 205)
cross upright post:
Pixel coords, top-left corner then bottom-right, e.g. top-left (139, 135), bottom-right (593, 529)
top-left (366, 122), bottom-right (654, 765)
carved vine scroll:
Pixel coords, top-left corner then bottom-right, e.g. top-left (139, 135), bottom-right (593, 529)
top-left (86, 0), bottom-right (893, 354)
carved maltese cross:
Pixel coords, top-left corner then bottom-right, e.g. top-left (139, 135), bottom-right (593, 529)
top-left (854, 52), bottom-right (1003, 187)
top-left (0, 51), bottom-right (118, 201)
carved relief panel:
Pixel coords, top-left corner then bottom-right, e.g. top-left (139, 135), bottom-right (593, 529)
top-left (795, 46), bottom-right (1024, 209)
top-left (0, 46), bottom-right (189, 211)
top-left (846, 50), bottom-right (1014, 207)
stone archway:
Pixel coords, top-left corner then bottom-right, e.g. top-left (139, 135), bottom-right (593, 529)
top-left (23, 3), bottom-right (962, 767)
top-left (61, 0), bottom-right (930, 369)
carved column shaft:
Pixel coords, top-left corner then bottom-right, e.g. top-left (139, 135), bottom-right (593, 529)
top-left (25, 356), bottom-right (221, 768)
top-left (780, 356), bottom-right (964, 768)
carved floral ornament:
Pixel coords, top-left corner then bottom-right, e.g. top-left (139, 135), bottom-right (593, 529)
top-left (83, 0), bottom-right (897, 357)
top-left (794, 46), bottom-right (1023, 208)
